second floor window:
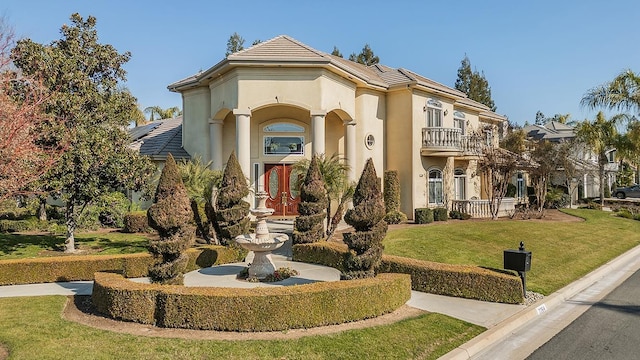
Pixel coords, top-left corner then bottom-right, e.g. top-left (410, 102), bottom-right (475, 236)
top-left (453, 111), bottom-right (466, 135)
top-left (426, 99), bottom-right (442, 128)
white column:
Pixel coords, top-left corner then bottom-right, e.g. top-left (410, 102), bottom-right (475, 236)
top-left (344, 120), bottom-right (357, 182)
top-left (232, 109), bottom-right (251, 179)
top-left (311, 110), bottom-right (326, 156)
top-left (208, 119), bottom-right (224, 171)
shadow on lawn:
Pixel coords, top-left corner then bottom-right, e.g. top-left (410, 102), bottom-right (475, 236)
top-left (0, 233), bottom-right (62, 255)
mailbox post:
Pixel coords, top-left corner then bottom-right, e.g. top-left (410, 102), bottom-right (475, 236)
top-left (503, 241), bottom-right (531, 297)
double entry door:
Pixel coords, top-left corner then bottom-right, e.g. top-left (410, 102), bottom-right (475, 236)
top-left (264, 164), bottom-right (302, 216)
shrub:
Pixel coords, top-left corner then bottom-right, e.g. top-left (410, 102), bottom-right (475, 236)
top-left (214, 152), bottom-right (250, 245)
top-left (292, 155), bottom-right (327, 244)
top-left (147, 154), bottom-right (195, 285)
top-left (123, 211), bottom-right (150, 233)
top-left (449, 210), bottom-right (471, 220)
top-left (433, 207), bottom-right (448, 221)
top-left (342, 158), bottom-right (387, 279)
top-left (616, 209), bottom-right (634, 219)
top-left (76, 191), bottom-right (130, 230)
top-left (0, 245), bottom-right (245, 285)
top-left (384, 210), bottom-right (407, 224)
top-left (383, 171), bottom-right (406, 224)
top-left (0, 216), bottom-right (49, 233)
top-left (92, 271), bottom-right (411, 331)
top-left (414, 208), bottom-right (433, 224)
top-left (545, 187), bottom-right (570, 209)
top-left (293, 242), bottom-right (523, 304)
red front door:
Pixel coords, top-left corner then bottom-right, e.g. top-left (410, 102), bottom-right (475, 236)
top-left (264, 164), bottom-right (302, 216)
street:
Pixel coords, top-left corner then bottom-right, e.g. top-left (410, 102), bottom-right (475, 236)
top-left (527, 269), bottom-right (640, 359)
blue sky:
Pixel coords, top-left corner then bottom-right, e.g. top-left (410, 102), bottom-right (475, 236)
top-left (2, 1), bottom-right (639, 125)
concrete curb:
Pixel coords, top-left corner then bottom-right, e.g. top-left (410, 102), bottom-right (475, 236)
top-left (440, 243), bottom-right (640, 360)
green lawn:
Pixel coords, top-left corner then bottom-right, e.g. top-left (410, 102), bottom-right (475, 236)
top-left (384, 209), bottom-right (640, 295)
top-left (0, 296), bottom-right (482, 360)
top-left (0, 231), bottom-right (150, 260)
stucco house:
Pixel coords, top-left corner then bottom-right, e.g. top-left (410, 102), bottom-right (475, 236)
top-left (167, 35), bottom-right (508, 219)
top-left (523, 121), bottom-right (617, 201)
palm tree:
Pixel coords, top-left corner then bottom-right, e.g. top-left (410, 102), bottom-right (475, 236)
top-left (177, 156), bottom-right (222, 244)
top-left (144, 106), bottom-right (182, 121)
top-left (293, 153), bottom-right (353, 237)
top-left (581, 69), bottom-right (640, 114)
top-left (576, 112), bottom-right (621, 205)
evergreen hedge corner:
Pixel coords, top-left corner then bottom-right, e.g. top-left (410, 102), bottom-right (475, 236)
top-left (292, 155), bottom-right (327, 244)
top-left (342, 158), bottom-right (387, 279)
top-left (215, 151), bottom-right (250, 245)
top-left (414, 208), bottom-right (434, 224)
top-left (147, 153), bottom-right (195, 285)
top-left (383, 170), bottom-right (407, 224)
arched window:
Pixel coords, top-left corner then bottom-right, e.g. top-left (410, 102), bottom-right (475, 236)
top-left (453, 111), bottom-right (466, 135)
top-left (454, 168), bottom-right (466, 200)
top-left (425, 99), bottom-right (442, 128)
top-left (263, 121), bottom-right (304, 155)
top-left (428, 168), bottom-right (443, 205)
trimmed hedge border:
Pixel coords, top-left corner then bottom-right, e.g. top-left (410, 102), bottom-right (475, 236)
top-left (293, 242), bottom-right (523, 304)
top-left (0, 245), bottom-right (246, 286)
top-left (92, 272), bottom-right (411, 331)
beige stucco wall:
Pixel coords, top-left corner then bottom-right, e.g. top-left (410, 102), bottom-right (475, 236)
top-left (385, 89), bottom-right (414, 216)
top-left (354, 89), bottom-right (385, 178)
top-left (182, 88), bottom-right (211, 162)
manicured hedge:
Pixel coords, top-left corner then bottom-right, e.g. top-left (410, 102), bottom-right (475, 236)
top-left (293, 242), bottom-right (523, 304)
top-left (92, 272), bottom-right (411, 331)
top-left (0, 245), bottom-right (246, 285)
top-left (414, 208), bottom-right (434, 224)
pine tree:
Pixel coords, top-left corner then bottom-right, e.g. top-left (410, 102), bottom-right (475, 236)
top-left (147, 154), bottom-right (195, 285)
top-left (292, 155), bottom-right (327, 244)
top-left (215, 151), bottom-right (250, 245)
top-left (342, 158), bottom-right (387, 279)
top-left (455, 55), bottom-right (496, 111)
top-left (348, 44), bottom-right (379, 66)
top-left (225, 32), bottom-right (245, 57)
top-left (331, 46), bottom-right (343, 58)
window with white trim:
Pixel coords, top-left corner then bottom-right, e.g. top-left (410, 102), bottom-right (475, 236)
top-left (425, 99), bottom-right (442, 128)
top-left (516, 173), bottom-right (525, 199)
top-left (453, 111), bottom-right (466, 135)
top-left (454, 168), bottom-right (466, 200)
top-left (428, 169), bottom-right (444, 205)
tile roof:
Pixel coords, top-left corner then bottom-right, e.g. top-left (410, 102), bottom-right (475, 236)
top-left (168, 35), bottom-right (505, 119)
top-left (128, 117), bottom-right (191, 161)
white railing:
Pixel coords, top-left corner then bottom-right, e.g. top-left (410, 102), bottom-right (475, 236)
top-left (451, 197), bottom-right (516, 218)
top-left (421, 127), bottom-right (482, 154)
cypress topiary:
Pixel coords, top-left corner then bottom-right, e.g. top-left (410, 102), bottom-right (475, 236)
top-left (292, 155), bottom-right (327, 244)
top-left (342, 158), bottom-right (387, 279)
top-left (215, 151), bottom-right (250, 245)
top-left (147, 153), bottom-right (195, 285)
top-left (383, 170), bottom-right (407, 224)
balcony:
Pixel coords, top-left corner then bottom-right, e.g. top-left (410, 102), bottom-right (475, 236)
top-left (421, 127), bottom-right (481, 156)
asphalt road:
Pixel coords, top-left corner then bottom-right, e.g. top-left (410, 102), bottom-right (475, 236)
top-left (527, 268), bottom-right (640, 360)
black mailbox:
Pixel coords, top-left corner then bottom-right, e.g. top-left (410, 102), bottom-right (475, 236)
top-left (504, 248), bottom-right (531, 272)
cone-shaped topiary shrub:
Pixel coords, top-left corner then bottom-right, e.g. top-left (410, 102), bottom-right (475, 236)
top-left (215, 151), bottom-right (250, 245)
top-left (383, 170), bottom-right (407, 224)
top-left (342, 158), bottom-right (387, 279)
top-left (292, 155), bottom-right (327, 244)
top-left (147, 153), bottom-right (195, 285)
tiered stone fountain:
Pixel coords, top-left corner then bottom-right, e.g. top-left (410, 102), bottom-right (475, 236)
top-left (235, 191), bottom-right (289, 279)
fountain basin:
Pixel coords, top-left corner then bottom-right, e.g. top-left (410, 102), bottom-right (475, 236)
top-left (235, 233), bottom-right (288, 279)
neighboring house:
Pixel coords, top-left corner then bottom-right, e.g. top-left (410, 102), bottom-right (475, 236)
top-left (128, 116), bottom-right (191, 208)
top-left (167, 35), bottom-right (508, 219)
top-left (523, 121), bottom-right (617, 201)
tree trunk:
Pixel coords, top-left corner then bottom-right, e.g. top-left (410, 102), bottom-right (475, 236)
top-left (191, 200), bottom-right (210, 244)
top-left (64, 202), bottom-right (76, 253)
top-left (38, 196), bottom-right (47, 221)
top-left (325, 195), bottom-right (332, 236)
